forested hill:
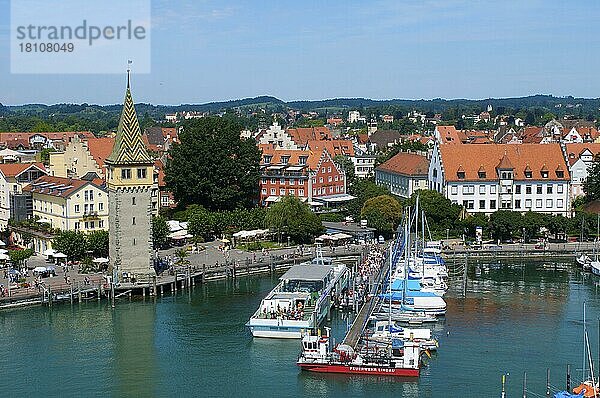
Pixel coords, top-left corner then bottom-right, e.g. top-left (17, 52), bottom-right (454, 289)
top-left (1, 94), bottom-right (599, 133)
top-left (4, 94), bottom-right (599, 116)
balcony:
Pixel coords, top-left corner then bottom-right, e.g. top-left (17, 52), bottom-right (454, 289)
top-left (82, 211), bottom-right (99, 220)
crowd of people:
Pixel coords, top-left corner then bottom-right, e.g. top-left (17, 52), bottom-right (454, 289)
top-left (261, 302), bottom-right (305, 321)
top-left (339, 246), bottom-right (386, 309)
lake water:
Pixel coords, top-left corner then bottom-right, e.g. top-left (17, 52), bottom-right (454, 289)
top-left (1, 259), bottom-right (599, 397)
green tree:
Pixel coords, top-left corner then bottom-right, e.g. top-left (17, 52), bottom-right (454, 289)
top-left (9, 248), bottom-right (34, 267)
top-left (522, 211), bottom-right (545, 242)
top-left (489, 211), bottom-right (522, 242)
top-left (461, 214), bottom-right (489, 239)
top-left (166, 117), bottom-right (261, 210)
top-left (584, 154), bottom-right (600, 202)
top-left (360, 195), bottom-right (403, 238)
top-left (152, 215), bottom-right (170, 248)
top-left (405, 190), bottom-right (461, 237)
top-left (347, 179), bottom-right (390, 219)
top-left (38, 148), bottom-right (56, 165)
top-left (53, 231), bottom-right (88, 261)
top-left (86, 230), bottom-right (109, 257)
top-left (265, 196), bottom-right (324, 244)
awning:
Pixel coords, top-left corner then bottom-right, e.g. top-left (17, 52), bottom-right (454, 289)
top-left (169, 229), bottom-right (189, 239)
top-left (37, 218), bottom-right (51, 224)
top-left (318, 194), bottom-right (356, 203)
top-left (53, 252), bottom-right (67, 258)
top-left (0, 253), bottom-right (9, 261)
top-left (331, 233), bottom-right (352, 240)
top-left (264, 196), bottom-right (281, 203)
top-left (93, 257), bottom-right (109, 263)
top-left (308, 201), bottom-right (324, 206)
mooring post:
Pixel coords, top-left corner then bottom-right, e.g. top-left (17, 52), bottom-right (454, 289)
top-left (97, 283), bottom-right (101, 301)
top-left (152, 276), bottom-right (157, 297)
top-left (546, 368), bottom-right (550, 397)
top-left (142, 286), bottom-right (146, 298)
top-left (70, 283), bottom-right (74, 305)
top-left (78, 281), bottom-right (82, 303)
top-left (566, 364), bottom-right (571, 391)
top-left (111, 282), bottom-right (115, 308)
top-left (48, 284), bottom-right (53, 307)
top-left (202, 265), bottom-right (206, 284)
top-left (187, 265), bottom-right (191, 289)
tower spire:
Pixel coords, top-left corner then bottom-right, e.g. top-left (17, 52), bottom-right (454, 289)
top-left (127, 60), bottom-right (132, 89)
top-left (105, 69), bottom-right (153, 165)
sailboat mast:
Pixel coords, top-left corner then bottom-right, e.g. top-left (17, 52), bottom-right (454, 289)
top-left (584, 302), bottom-right (587, 383)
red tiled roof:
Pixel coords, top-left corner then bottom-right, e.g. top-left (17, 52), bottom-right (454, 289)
top-left (259, 144), bottom-right (326, 172)
top-left (85, 137), bottom-right (115, 170)
top-left (306, 140), bottom-right (355, 157)
top-left (440, 144), bottom-right (569, 182)
top-left (520, 126), bottom-right (544, 144)
top-left (287, 127), bottom-right (332, 146)
top-left (376, 152), bottom-right (429, 176)
top-left (436, 126), bottom-right (467, 144)
top-left (0, 162), bottom-right (45, 177)
top-left (23, 175), bottom-right (102, 198)
top-left (564, 143), bottom-right (600, 166)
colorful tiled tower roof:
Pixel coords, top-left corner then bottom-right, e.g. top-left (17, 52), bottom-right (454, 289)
top-left (106, 73), bottom-right (153, 165)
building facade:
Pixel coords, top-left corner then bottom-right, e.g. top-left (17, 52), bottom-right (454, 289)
top-left (0, 163), bottom-right (46, 227)
top-left (375, 152), bottom-right (429, 198)
top-left (105, 75), bottom-right (156, 281)
top-left (24, 175), bottom-right (108, 232)
top-left (564, 143), bottom-right (600, 199)
top-left (259, 145), bottom-right (349, 206)
top-left (428, 142), bottom-right (570, 216)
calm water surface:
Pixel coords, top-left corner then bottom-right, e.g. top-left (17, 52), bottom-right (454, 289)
top-left (1, 260), bottom-right (599, 397)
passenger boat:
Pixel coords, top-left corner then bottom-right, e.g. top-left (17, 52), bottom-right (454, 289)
top-left (246, 255), bottom-right (349, 338)
top-left (297, 331), bottom-right (422, 377)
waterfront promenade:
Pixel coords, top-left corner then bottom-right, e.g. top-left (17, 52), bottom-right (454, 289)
top-left (0, 239), bottom-right (594, 308)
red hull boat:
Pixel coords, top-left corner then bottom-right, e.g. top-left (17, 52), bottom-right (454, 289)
top-left (298, 362), bottom-right (419, 377)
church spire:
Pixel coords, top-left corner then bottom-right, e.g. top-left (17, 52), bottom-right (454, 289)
top-left (106, 70), bottom-right (153, 165)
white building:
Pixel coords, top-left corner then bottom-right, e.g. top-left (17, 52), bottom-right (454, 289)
top-left (428, 142), bottom-right (570, 216)
top-left (0, 163), bottom-right (47, 227)
top-left (347, 110), bottom-right (365, 124)
top-left (256, 122), bottom-right (299, 149)
top-left (564, 143), bottom-right (600, 199)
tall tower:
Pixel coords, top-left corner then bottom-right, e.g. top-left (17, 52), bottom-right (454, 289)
top-left (106, 71), bottom-right (155, 282)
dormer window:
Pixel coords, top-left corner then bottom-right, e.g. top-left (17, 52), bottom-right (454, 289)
top-left (541, 171), bottom-right (549, 178)
top-left (457, 171), bottom-right (465, 179)
top-left (478, 171), bottom-right (486, 179)
top-left (281, 155), bottom-right (290, 164)
top-left (263, 155), bottom-right (272, 164)
top-left (525, 171), bottom-right (532, 178)
top-left (556, 170), bottom-right (564, 178)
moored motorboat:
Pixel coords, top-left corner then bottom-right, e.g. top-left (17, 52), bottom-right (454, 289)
top-left (297, 331), bottom-right (422, 377)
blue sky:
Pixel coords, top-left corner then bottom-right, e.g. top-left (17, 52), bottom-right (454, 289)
top-left (0, 0), bottom-right (599, 105)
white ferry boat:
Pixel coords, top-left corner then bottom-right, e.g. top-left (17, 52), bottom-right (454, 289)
top-left (247, 262), bottom-right (349, 338)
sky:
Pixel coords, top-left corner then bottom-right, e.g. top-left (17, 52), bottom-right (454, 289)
top-left (0, 0), bottom-right (599, 105)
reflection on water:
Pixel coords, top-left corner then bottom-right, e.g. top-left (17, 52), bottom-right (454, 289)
top-left (0, 260), bottom-right (599, 398)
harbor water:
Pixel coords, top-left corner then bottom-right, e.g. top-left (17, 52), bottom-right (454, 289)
top-left (1, 259), bottom-right (600, 397)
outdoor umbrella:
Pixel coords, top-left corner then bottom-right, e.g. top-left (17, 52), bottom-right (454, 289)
top-left (43, 248), bottom-right (56, 256)
top-left (53, 252), bottom-right (67, 258)
top-left (0, 249), bottom-right (8, 254)
top-left (0, 253), bottom-right (9, 261)
top-left (33, 266), bottom-right (46, 273)
top-left (92, 257), bottom-right (109, 263)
